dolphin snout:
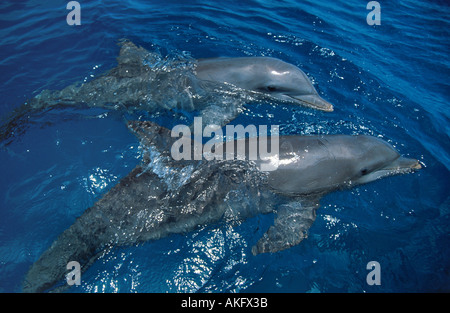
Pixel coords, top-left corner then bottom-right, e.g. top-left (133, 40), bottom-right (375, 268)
top-left (391, 157), bottom-right (422, 171)
top-left (289, 94), bottom-right (334, 112)
top-left (411, 160), bottom-right (422, 170)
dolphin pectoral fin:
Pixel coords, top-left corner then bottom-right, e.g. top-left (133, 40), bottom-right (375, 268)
top-left (192, 101), bottom-right (243, 130)
top-left (199, 106), bottom-right (234, 128)
top-left (252, 200), bottom-right (319, 255)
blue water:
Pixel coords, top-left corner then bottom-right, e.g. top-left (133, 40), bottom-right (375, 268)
top-left (0, 0), bottom-right (449, 293)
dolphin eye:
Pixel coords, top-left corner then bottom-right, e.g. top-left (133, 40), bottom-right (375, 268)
top-left (361, 168), bottom-right (368, 176)
top-left (267, 85), bottom-right (277, 92)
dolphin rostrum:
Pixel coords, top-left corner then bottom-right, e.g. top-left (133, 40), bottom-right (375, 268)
top-left (1, 40), bottom-right (333, 144)
top-left (22, 121), bottom-right (421, 292)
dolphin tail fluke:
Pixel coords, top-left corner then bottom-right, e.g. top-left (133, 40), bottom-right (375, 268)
top-left (252, 199), bottom-right (319, 255)
top-left (0, 96), bottom-right (58, 146)
top-left (0, 79), bottom-right (94, 146)
top-left (0, 40), bottom-right (152, 146)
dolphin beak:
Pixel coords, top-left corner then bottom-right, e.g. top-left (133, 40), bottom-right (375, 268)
top-left (384, 156), bottom-right (422, 172)
top-left (288, 94), bottom-right (334, 112)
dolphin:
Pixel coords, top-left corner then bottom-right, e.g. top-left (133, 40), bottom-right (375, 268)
top-left (22, 121), bottom-right (421, 292)
top-left (0, 40), bottom-right (333, 144)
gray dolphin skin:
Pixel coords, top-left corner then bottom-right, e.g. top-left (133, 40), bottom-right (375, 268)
top-left (0, 41), bottom-right (332, 143)
top-left (196, 57), bottom-right (333, 112)
top-left (22, 121), bottom-right (420, 292)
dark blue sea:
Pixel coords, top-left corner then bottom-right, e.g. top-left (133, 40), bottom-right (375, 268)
top-left (0, 0), bottom-right (448, 293)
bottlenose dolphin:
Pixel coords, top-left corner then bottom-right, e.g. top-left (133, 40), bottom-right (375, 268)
top-left (1, 40), bottom-right (333, 143)
top-left (22, 121), bottom-right (421, 292)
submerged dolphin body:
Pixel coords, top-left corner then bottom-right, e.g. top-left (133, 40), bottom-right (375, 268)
top-left (22, 121), bottom-right (421, 292)
top-left (1, 41), bottom-right (332, 143)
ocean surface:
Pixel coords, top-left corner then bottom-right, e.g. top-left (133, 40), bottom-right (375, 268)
top-left (0, 0), bottom-right (449, 293)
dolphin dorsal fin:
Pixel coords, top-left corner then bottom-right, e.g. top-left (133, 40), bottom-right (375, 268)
top-left (111, 40), bottom-right (150, 78)
top-left (127, 120), bottom-right (174, 149)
